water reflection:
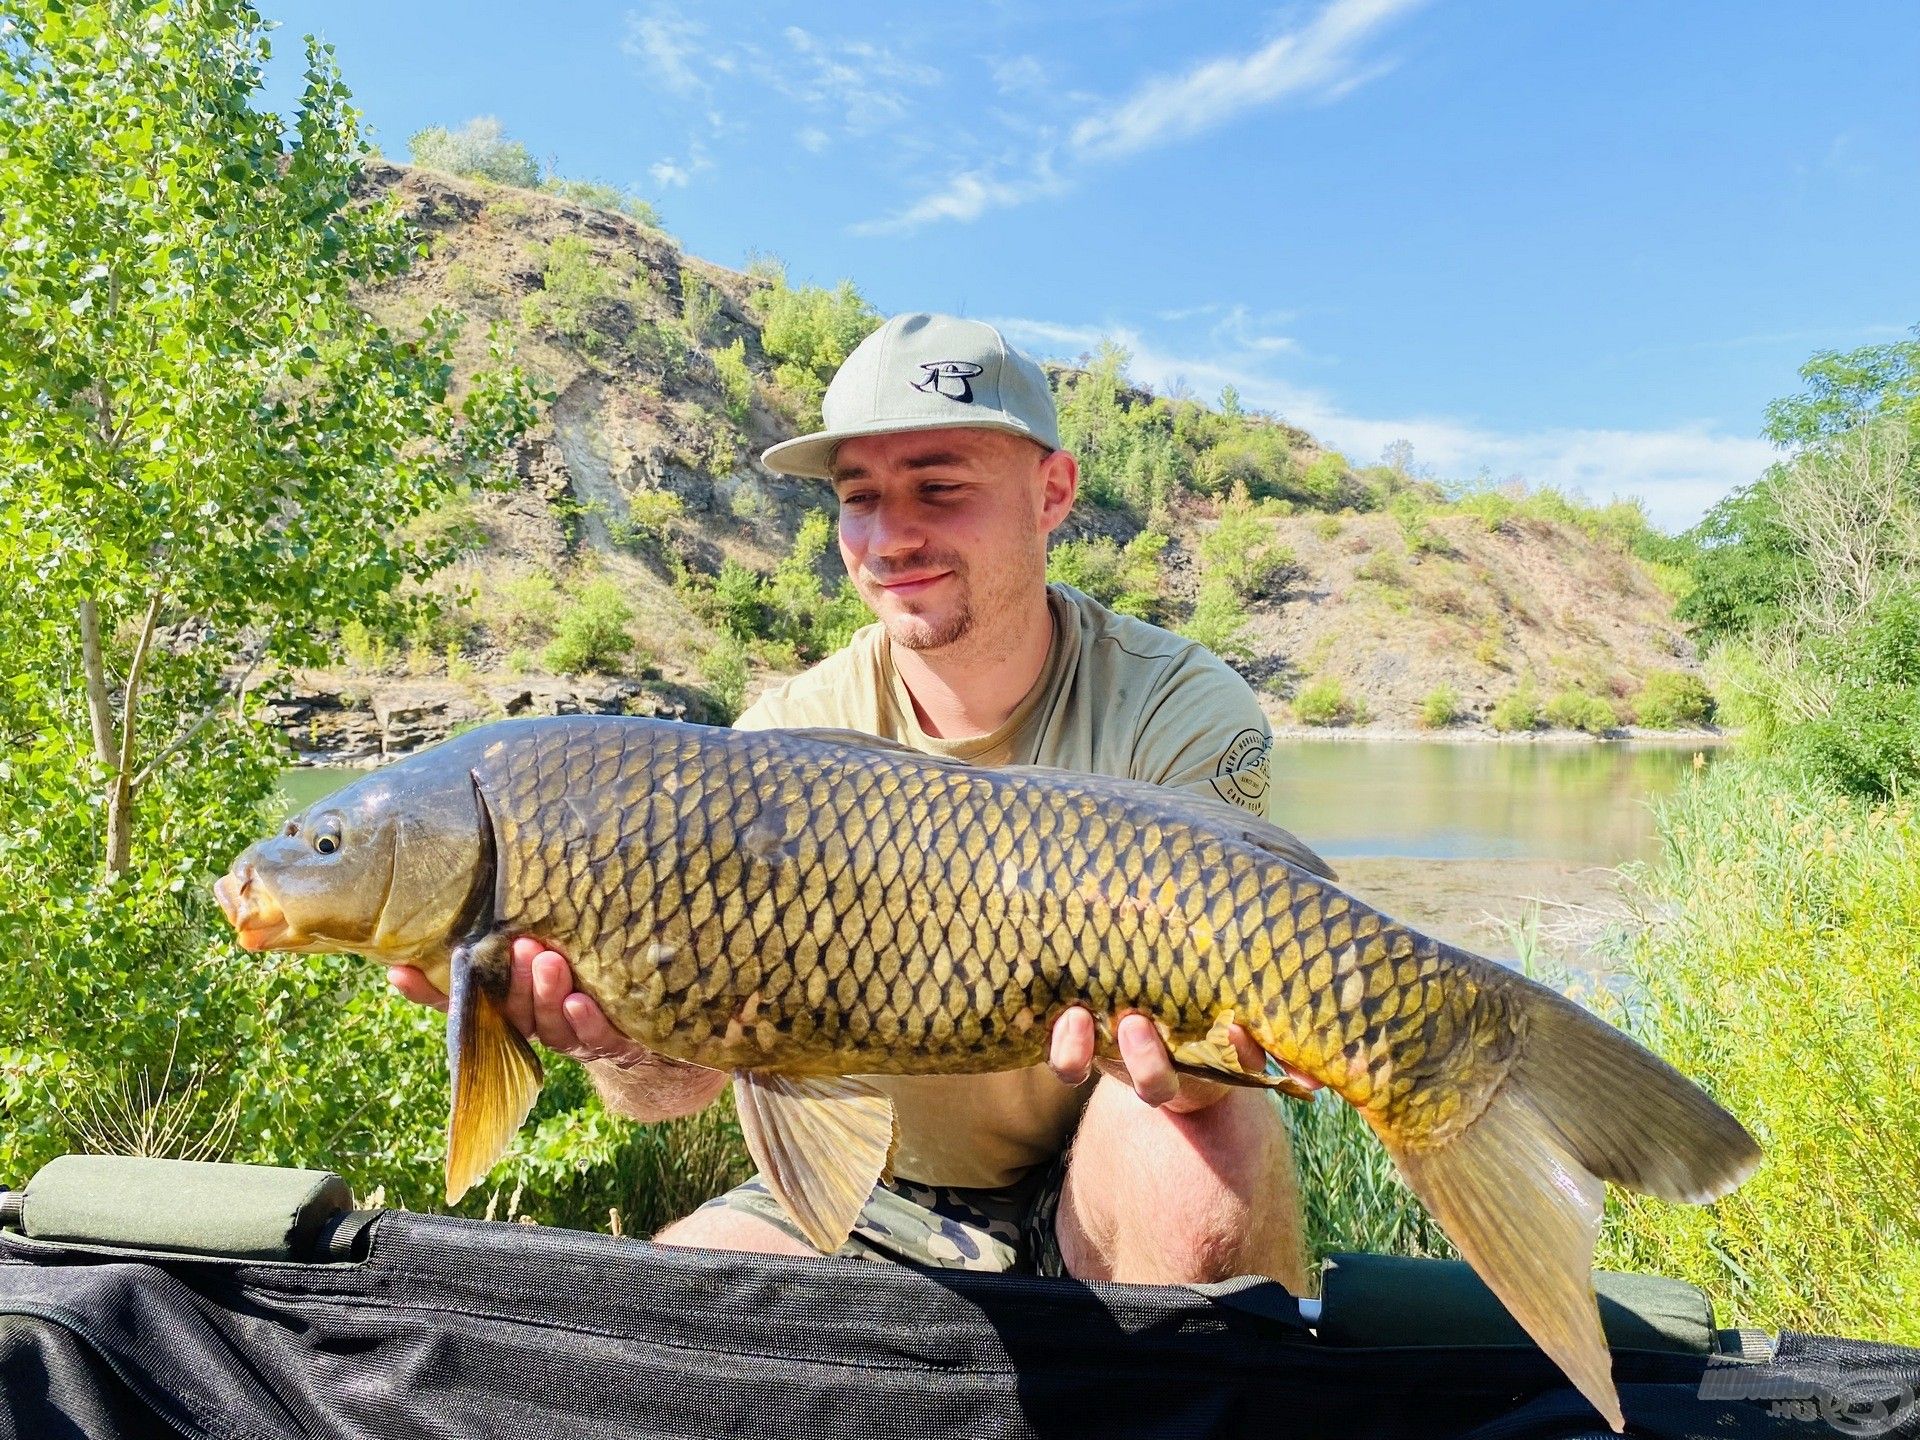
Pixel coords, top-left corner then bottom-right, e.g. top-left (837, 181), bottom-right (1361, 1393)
top-left (1267, 740), bottom-right (1713, 864)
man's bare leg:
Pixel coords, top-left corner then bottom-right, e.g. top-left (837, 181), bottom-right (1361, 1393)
top-left (653, 1206), bottom-right (816, 1256)
top-left (1054, 1074), bottom-right (1310, 1292)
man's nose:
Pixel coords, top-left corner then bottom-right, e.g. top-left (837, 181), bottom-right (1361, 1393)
top-left (864, 498), bottom-right (926, 558)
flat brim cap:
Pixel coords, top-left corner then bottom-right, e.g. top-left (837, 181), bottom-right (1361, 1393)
top-left (761, 312), bottom-right (1061, 480)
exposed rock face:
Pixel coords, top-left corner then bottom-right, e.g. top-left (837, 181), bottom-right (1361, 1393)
top-left (273, 674), bottom-right (726, 767)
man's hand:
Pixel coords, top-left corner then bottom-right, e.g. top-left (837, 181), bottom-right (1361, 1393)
top-left (387, 939), bottom-right (729, 1122)
top-left (1048, 1007), bottom-right (1321, 1114)
top-left (387, 938), bottom-right (653, 1068)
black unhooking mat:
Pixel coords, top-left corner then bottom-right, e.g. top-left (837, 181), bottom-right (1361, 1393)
top-left (0, 1157), bottom-right (1915, 1440)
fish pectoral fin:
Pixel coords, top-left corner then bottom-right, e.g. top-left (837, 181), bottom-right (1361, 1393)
top-left (732, 1072), bottom-right (896, 1255)
top-left (1382, 1087), bottom-right (1621, 1432)
top-left (444, 942), bottom-right (544, 1205)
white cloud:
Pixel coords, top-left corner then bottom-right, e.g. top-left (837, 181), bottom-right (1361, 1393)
top-left (621, 7), bottom-right (706, 94)
top-left (986, 315), bottom-right (1777, 531)
top-left (851, 157), bottom-right (1067, 236)
top-left (990, 54), bottom-right (1048, 95)
top-left (854, 0), bottom-right (1419, 235)
top-left (798, 127), bottom-right (831, 154)
top-left (650, 159), bottom-right (690, 188)
top-left (1070, 0), bottom-right (1421, 159)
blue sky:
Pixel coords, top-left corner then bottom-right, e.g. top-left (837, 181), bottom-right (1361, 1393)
top-left (259, 1), bottom-right (1919, 530)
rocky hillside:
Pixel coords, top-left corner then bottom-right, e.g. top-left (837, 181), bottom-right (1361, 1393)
top-left (281, 162), bottom-right (1714, 764)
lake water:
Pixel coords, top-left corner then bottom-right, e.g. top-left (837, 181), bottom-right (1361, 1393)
top-left (279, 739), bottom-right (1715, 867)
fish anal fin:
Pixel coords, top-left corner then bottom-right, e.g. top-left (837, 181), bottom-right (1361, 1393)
top-left (1383, 1088), bottom-right (1624, 1433)
top-left (732, 1072), bottom-right (896, 1254)
top-left (1170, 1016), bottom-right (1317, 1097)
top-left (445, 939), bottom-right (544, 1205)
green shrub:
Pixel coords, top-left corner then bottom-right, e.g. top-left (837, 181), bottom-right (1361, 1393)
top-left (624, 489), bottom-right (683, 542)
top-left (541, 580), bottom-right (635, 674)
top-left (1544, 688), bottom-right (1617, 734)
top-left (1177, 580), bottom-right (1251, 659)
top-left (1633, 670), bottom-right (1714, 728)
top-left (756, 279), bottom-right (883, 427)
top-left (1200, 497), bottom-right (1292, 599)
top-left (679, 271), bottom-right (723, 343)
top-left (763, 512), bottom-right (870, 660)
top-left (1418, 684), bottom-right (1461, 729)
top-left (699, 634), bottom-right (751, 722)
top-left (1293, 677), bottom-right (1351, 726)
top-left (339, 618), bottom-right (389, 671)
top-left (408, 116), bottom-right (539, 187)
top-left (1355, 550), bottom-right (1404, 587)
top-left (712, 339), bottom-right (754, 423)
top-left (1777, 586), bottom-right (1920, 799)
top-left (1314, 514), bottom-right (1342, 541)
top-left (1490, 682), bottom-right (1542, 733)
top-left (495, 570), bottom-right (562, 646)
top-left (1047, 531), bottom-right (1166, 619)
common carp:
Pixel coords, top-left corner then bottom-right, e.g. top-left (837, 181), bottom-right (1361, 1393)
top-left (214, 715), bottom-right (1759, 1430)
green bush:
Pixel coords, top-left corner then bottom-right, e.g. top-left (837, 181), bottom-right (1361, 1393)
top-left (1418, 684), bottom-right (1461, 729)
top-left (763, 512), bottom-right (871, 660)
top-left (1293, 677), bottom-right (1351, 727)
top-left (1633, 670), bottom-right (1714, 728)
top-left (711, 339), bottom-right (754, 423)
top-left (679, 271), bottom-right (723, 343)
top-left (756, 279), bottom-right (883, 426)
top-left (1047, 532), bottom-right (1166, 619)
top-left (495, 570), bottom-right (562, 646)
top-left (1177, 580), bottom-right (1251, 659)
top-left (1777, 586), bottom-right (1920, 799)
top-left (1490, 682), bottom-right (1542, 733)
top-left (1199, 497), bottom-right (1293, 599)
top-left (1543, 689), bottom-right (1617, 734)
top-left (408, 116), bottom-right (539, 187)
top-left (699, 634), bottom-right (751, 722)
top-left (541, 580), bottom-right (636, 674)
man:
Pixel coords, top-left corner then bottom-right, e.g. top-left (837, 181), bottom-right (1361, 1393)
top-left (390, 313), bottom-right (1327, 1288)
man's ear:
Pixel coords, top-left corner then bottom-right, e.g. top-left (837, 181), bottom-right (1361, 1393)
top-left (1036, 447), bottom-right (1079, 535)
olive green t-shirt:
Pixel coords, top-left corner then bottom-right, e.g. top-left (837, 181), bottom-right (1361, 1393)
top-left (733, 582), bottom-right (1280, 1188)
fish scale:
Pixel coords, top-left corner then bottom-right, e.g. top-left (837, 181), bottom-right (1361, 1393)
top-left (217, 713), bottom-right (1761, 1433)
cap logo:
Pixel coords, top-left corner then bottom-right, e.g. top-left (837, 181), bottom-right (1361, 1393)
top-left (911, 360), bottom-right (983, 403)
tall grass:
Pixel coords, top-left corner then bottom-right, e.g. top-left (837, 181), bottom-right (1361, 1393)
top-left (1593, 761), bottom-right (1919, 1341)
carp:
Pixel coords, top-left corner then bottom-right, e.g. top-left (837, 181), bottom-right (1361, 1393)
top-left (214, 715), bottom-right (1758, 1431)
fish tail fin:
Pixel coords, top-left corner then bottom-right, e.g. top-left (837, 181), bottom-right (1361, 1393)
top-left (445, 951), bottom-right (544, 1205)
top-left (1373, 983), bottom-right (1760, 1436)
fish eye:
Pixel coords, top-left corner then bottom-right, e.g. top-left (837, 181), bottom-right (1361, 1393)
top-left (315, 834), bottom-right (338, 855)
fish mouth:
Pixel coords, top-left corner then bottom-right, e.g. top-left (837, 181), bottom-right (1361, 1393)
top-left (213, 868), bottom-right (298, 952)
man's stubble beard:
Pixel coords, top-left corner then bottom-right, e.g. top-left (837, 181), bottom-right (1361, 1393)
top-left (874, 546), bottom-right (1042, 661)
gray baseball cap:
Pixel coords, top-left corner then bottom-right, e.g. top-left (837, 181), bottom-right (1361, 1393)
top-left (760, 312), bottom-right (1060, 480)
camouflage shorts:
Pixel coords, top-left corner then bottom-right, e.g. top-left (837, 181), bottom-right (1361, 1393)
top-left (698, 1151), bottom-right (1070, 1276)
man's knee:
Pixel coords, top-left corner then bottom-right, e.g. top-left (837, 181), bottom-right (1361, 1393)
top-left (1058, 1076), bottom-right (1307, 1289)
top-left (653, 1204), bottom-right (818, 1257)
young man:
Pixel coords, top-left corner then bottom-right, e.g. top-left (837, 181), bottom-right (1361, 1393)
top-left (390, 313), bottom-right (1329, 1288)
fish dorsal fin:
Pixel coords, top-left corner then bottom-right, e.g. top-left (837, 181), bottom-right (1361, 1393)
top-left (444, 934), bottom-right (545, 1204)
top-left (731, 1072), bottom-right (897, 1254)
top-left (776, 727), bottom-right (946, 760)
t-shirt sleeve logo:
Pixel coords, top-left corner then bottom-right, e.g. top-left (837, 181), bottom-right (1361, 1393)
top-left (911, 360), bottom-right (983, 402)
top-left (1209, 726), bottom-right (1271, 813)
